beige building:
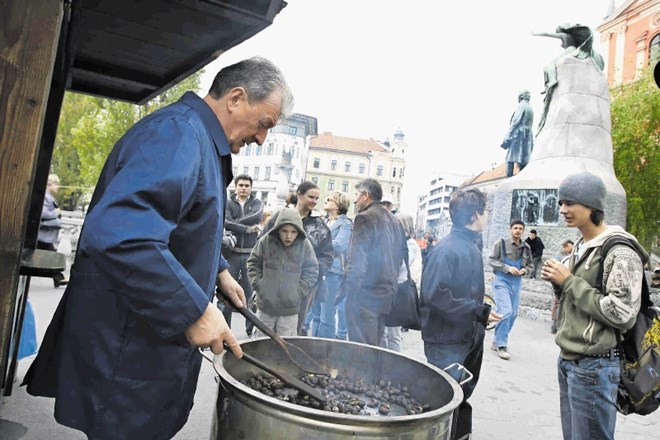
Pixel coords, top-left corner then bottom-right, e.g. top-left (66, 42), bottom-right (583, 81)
top-left (305, 131), bottom-right (407, 215)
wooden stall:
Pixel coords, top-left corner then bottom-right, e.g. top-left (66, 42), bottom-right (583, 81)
top-left (0, 0), bottom-right (287, 407)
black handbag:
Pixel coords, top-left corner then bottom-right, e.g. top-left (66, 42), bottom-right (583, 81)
top-left (384, 250), bottom-right (421, 330)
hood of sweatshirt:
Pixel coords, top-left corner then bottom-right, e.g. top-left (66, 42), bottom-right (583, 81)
top-left (575, 225), bottom-right (650, 269)
top-left (267, 207), bottom-right (307, 243)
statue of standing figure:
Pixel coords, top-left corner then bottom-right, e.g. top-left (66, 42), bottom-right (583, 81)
top-left (501, 90), bottom-right (534, 177)
top-left (533, 23), bottom-right (605, 134)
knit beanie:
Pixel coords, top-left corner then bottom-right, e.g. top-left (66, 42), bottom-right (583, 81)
top-left (557, 172), bottom-right (606, 211)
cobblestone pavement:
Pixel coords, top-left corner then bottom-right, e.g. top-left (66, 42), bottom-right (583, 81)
top-left (1, 277), bottom-right (658, 439)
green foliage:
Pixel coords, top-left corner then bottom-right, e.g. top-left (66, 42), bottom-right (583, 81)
top-left (610, 66), bottom-right (660, 254)
top-left (51, 70), bottom-right (203, 209)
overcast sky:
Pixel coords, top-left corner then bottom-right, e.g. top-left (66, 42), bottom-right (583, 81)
top-left (198, 0), bottom-right (620, 212)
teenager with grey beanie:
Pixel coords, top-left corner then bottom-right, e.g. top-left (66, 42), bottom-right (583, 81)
top-left (557, 172), bottom-right (607, 212)
top-left (542, 171), bottom-right (648, 440)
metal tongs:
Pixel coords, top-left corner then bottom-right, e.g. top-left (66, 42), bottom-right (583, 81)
top-left (221, 343), bottom-right (327, 403)
top-left (220, 292), bottom-right (329, 377)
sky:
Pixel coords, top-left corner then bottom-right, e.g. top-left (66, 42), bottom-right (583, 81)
top-left (198, 0), bottom-right (621, 213)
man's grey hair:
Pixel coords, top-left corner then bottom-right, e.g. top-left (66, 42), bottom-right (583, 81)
top-left (208, 56), bottom-right (294, 117)
top-left (47, 174), bottom-right (60, 185)
top-left (355, 178), bottom-right (383, 202)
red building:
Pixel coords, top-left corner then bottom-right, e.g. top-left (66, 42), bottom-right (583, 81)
top-left (597, 0), bottom-right (660, 86)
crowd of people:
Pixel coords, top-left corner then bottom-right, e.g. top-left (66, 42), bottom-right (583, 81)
top-left (25, 56), bottom-right (652, 440)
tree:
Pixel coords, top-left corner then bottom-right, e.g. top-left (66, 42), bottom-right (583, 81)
top-left (610, 66), bottom-right (660, 254)
top-left (52, 70), bottom-right (203, 209)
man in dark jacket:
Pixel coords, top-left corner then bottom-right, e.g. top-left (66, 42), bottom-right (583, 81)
top-left (421, 189), bottom-right (501, 440)
top-left (24, 57), bottom-right (293, 440)
top-left (524, 229), bottom-right (545, 279)
top-left (222, 174), bottom-right (263, 335)
top-left (338, 178), bottom-right (405, 346)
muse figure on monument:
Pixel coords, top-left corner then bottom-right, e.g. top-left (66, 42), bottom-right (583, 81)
top-left (533, 23), bottom-right (605, 134)
top-left (501, 90), bottom-right (534, 177)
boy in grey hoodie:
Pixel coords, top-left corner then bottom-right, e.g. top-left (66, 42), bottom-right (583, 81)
top-left (542, 172), bottom-right (648, 440)
top-left (247, 208), bottom-right (319, 336)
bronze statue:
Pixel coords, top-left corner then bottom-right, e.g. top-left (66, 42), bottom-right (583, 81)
top-left (533, 24), bottom-right (604, 134)
top-left (501, 90), bottom-right (534, 177)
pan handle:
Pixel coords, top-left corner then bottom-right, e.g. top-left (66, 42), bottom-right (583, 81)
top-left (443, 363), bottom-right (473, 386)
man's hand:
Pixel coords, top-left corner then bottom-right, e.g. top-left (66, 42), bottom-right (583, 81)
top-left (215, 269), bottom-right (246, 310)
top-left (185, 303), bottom-right (242, 358)
top-left (487, 310), bottom-right (503, 324)
top-left (246, 224), bottom-right (260, 234)
top-left (541, 259), bottom-right (571, 285)
top-left (508, 267), bottom-right (523, 276)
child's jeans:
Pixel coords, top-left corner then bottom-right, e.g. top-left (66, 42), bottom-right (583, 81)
top-left (254, 310), bottom-right (297, 337)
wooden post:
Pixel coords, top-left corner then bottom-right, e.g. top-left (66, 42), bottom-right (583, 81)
top-left (0, 0), bottom-right (63, 397)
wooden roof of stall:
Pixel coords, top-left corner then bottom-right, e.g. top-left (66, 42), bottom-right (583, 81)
top-left (69, 0), bottom-right (287, 104)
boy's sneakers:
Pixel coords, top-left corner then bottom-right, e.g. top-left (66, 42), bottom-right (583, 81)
top-left (491, 344), bottom-right (511, 360)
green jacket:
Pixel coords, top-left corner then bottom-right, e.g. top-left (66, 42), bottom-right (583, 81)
top-left (555, 225), bottom-right (648, 360)
top-left (247, 208), bottom-right (319, 316)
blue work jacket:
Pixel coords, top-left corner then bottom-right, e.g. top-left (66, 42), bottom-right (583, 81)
top-left (25, 92), bottom-right (232, 439)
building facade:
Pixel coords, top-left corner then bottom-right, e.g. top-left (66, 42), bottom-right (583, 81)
top-left (229, 113), bottom-right (317, 210)
top-left (597, 0), bottom-right (660, 86)
top-left (415, 172), bottom-right (469, 238)
top-left (305, 131), bottom-right (407, 215)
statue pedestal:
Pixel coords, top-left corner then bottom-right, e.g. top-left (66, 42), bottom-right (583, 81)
top-left (484, 56), bottom-right (626, 256)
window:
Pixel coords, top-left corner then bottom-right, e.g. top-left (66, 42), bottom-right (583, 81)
top-left (344, 162), bottom-right (351, 172)
top-left (392, 167), bottom-right (397, 178)
top-left (444, 196), bottom-right (451, 203)
top-left (359, 163), bottom-right (365, 174)
top-left (245, 145), bottom-right (252, 156)
top-left (328, 180), bottom-right (335, 190)
top-left (651, 33), bottom-right (660, 67)
top-left (391, 186), bottom-right (395, 195)
top-left (311, 177), bottom-right (318, 184)
top-left (331, 160), bottom-right (337, 171)
top-left (400, 167), bottom-right (405, 178)
top-left (265, 166), bottom-right (271, 181)
top-left (233, 166), bottom-right (238, 176)
top-left (313, 158), bottom-right (320, 168)
top-left (256, 145), bottom-right (263, 156)
top-left (267, 143), bottom-right (274, 155)
top-left (288, 126), bottom-right (298, 135)
top-left (376, 165), bottom-right (383, 176)
top-left (243, 166), bottom-right (249, 175)
top-left (342, 181), bottom-right (349, 192)
top-left (253, 166), bottom-right (260, 180)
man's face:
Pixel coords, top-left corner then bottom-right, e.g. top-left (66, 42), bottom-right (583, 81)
top-left (510, 224), bottom-right (525, 240)
top-left (278, 224), bottom-right (298, 246)
top-left (529, 232), bottom-right (537, 240)
top-left (473, 210), bottom-right (489, 232)
top-left (559, 200), bottom-right (592, 228)
top-left (227, 89), bottom-right (282, 154)
top-left (354, 190), bottom-right (370, 212)
top-left (235, 179), bottom-right (252, 199)
top-left (47, 181), bottom-right (59, 194)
